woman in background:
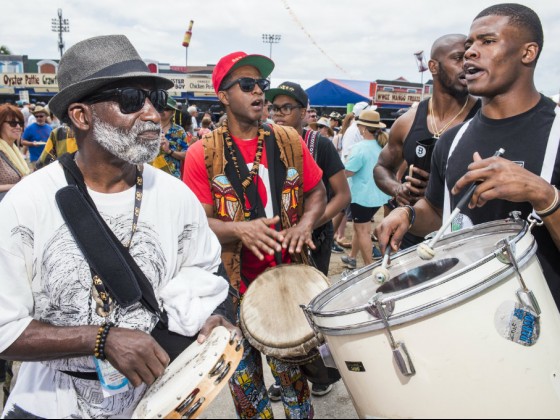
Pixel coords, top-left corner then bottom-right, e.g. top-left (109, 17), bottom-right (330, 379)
top-left (341, 109), bottom-right (391, 269)
top-left (0, 104), bottom-right (30, 201)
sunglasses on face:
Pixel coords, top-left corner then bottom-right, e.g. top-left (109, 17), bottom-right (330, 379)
top-left (84, 87), bottom-right (168, 114)
top-left (35, 115), bottom-right (47, 118)
top-left (270, 103), bottom-right (303, 115)
top-left (4, 120), bottom-right (24, 128)
top-left (221, 77), bottom-right (270, 93)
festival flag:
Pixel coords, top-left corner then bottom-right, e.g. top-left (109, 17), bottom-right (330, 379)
top-left (182, 20), bottom-right (194, 47)
top-left (414, 50), bottom-right (429, 72)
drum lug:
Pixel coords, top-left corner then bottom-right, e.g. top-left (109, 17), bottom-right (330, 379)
top-left (366, 294), bottom-right (395, 319)
top-left (318, 343), bottom-right (338, 369)
top-left (499, 239), bottom-right (541, 316)
top-left (527, 213), bottom-right (544, 231)
top-left (367, 295), bottom-right (416, 378)
top-left (509, 211), bottom-right (523, 222)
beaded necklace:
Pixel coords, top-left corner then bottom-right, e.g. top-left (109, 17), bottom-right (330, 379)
top-left (222, 121), bottom-right (266, 220)
top-left (223, 121), bottom-right (265, 189)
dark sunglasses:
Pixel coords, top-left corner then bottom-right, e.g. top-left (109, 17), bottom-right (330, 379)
top-left (221, 77), bottom-right (270, 93)
top-left (270, 104), bottom-right (303, 115)
top-left (4, 120), bottom-right (24, 128)
top-left (84, 87), bottom-right (168, 114)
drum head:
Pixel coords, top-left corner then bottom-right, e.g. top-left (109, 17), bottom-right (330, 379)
top-left (309, 219), bottom-right (535, 334)
top-left (240, 264), bottom-right (330, 359)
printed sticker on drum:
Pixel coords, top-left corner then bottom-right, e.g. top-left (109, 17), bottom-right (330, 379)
top-left (494, 301), bottom-right (540, 346)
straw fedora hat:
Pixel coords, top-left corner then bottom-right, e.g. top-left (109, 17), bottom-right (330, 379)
top-left (49, 35), bottom-right (174, 120)
top-left (357, 109), bottom-right (386, 129)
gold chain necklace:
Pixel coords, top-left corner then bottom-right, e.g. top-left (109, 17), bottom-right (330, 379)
top-left (429, 97), bottom-right (469, 138)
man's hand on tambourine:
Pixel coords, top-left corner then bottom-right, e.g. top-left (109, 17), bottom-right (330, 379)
top-left (104, 327), bottom-right (170, 388)
top-left (197, 314), bottom-right (242, 345)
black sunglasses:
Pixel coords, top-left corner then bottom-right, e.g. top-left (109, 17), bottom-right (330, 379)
top-left (4, 120), bottom-right (24, 128)
top-left (270, 104), bottom-right (303, 115)
top-left (221, 77), bottom-right (270, 93)
top-left (84, 87), bottom-right (168, 114)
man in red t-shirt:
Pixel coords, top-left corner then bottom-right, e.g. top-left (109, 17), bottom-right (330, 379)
top-left (183, 51), bottom-right (326, 419)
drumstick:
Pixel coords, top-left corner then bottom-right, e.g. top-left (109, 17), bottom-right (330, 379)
top-left (408, 164), bottom-right (415, 179)
top-left (417, 148), bottom-right (505, 261)
top-left (372, 246), bottom-right (391, 283)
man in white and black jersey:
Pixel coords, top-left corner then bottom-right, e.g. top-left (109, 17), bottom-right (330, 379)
top-left (375, 3), bottom-right (560, 307)
top-left (374, 33), bottom-right (481, 249)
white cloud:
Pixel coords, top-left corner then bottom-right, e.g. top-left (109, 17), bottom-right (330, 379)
top-left (2, 0), bottom-right (559, 95)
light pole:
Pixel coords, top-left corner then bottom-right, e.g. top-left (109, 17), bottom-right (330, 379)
top-left (51, 9), bottom-right (70, 58)
top-left (262, 34), bottom-right (281, 59)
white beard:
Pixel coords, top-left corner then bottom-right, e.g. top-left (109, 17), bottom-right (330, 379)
top-left (91, 111), bottom-right (161, 165)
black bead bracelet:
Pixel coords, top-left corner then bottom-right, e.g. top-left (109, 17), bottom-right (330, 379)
top-left (94, 322), bottom-right (114, 360)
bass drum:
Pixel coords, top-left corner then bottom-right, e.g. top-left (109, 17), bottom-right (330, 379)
top-left (306, 219), bottom-right (560, 418)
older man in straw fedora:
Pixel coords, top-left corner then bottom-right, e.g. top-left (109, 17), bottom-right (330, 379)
top-left (0, 34), bottom-right (238, 418)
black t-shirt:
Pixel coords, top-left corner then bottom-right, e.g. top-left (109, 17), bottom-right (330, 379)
top-left (427, 95), bottom-right (560, 306)
top-left (303, 129), bottom-right (345, 236)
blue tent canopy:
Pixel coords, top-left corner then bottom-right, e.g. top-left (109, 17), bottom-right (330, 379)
top-left (306, 79), bottom-right (371, 107)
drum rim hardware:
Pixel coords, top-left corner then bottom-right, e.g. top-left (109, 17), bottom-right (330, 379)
top-left (498, 238), bottom-right (542, 316)
top-left (366, 294), bottom-right (416, 377)
top-left (308, 219), bottom-right (537, 336)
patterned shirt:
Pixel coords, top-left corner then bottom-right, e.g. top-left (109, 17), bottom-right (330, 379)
top-left (150, 124), bottom-right (188, 178)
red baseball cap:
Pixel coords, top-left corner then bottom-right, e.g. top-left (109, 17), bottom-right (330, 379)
top-left (212, 51), bottom-right (274, 95)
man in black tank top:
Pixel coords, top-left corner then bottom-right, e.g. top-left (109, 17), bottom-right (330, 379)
top-left (374, 33), bottom-right (481, 248)
top-left (375, 4), bottom-right (560, 309)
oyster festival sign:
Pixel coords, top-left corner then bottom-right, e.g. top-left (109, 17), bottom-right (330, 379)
top-left (0, 73), bottom-right (215, 97)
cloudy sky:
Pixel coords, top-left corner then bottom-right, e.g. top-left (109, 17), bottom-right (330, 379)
top-left (2, 0), bottom-right (559, 96)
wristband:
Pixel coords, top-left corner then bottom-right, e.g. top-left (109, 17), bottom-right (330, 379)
top-left (166, 149), bottom-right (174, 156)
top-left (94, 322), bottom-right (114, 360)
top-left (403, 205), bottom-right (416, 227)
top-left (394, 206), bottom-right (415, 229)
top-left (536, 188), bottom-right (560, 218)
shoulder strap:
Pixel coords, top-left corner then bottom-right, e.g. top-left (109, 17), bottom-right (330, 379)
top-left (532, 105), bottom-right (560, 219)
top-left (304, 129), bottom-right (320, 161)
top-left (56, 154), bottom-right (166, 323)
top-left (263, 126), bottom-right (283, 265)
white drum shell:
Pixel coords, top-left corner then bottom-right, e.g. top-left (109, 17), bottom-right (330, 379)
top-left (309, 220), bottom-right (560, 418)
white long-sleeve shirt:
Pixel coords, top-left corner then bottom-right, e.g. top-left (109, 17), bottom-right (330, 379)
top-left (0, 162), bottom-right (227, 418)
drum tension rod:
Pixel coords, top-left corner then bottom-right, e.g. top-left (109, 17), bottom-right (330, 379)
top-left (367, 295), bottom-right (416, 377)
top-left (500, 238), bottom-right (541, 316)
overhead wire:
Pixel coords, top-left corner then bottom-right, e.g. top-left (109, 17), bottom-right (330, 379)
top-left (279, 0), bottom-right (348, 74)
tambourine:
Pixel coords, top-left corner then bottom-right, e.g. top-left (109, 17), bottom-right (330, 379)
top-left (132, 326), bottom-right (243, 419)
